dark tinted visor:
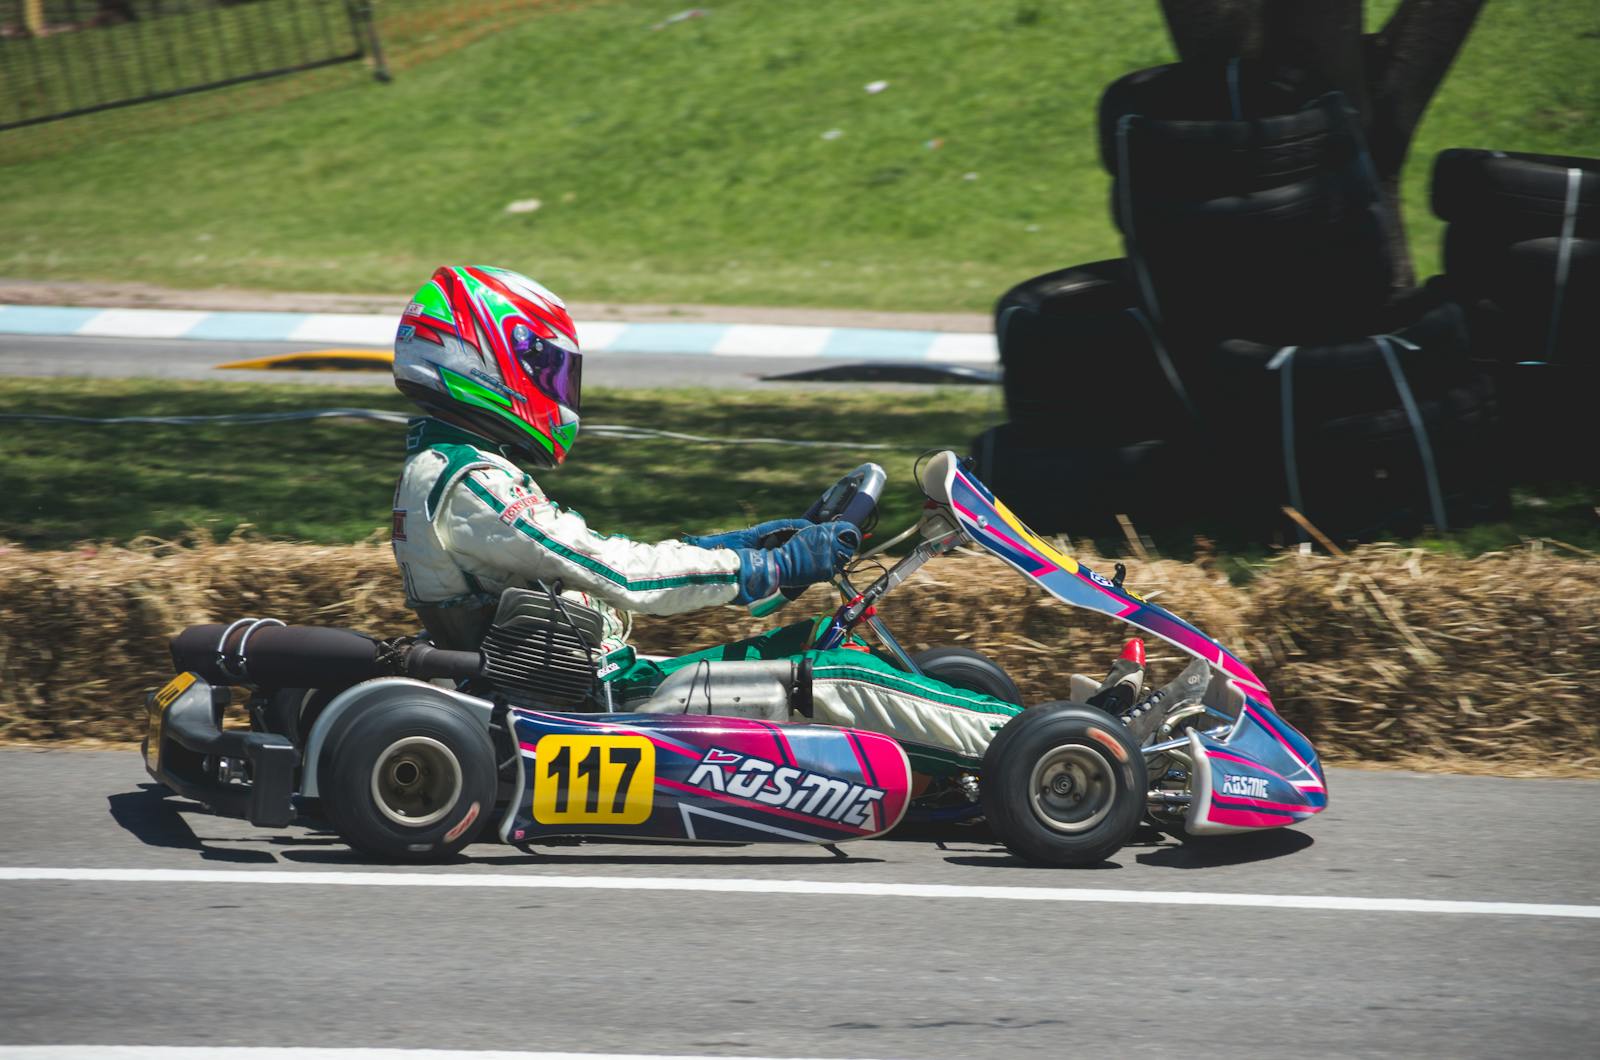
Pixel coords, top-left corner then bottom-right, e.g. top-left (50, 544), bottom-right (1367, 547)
top-left (512, 325), bottom-right (582, 412)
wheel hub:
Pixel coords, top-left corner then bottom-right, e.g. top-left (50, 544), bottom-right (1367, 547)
top-left (1028, 743), bottom-right (1115, 834)
top-left (370, 736), bottom-right (463, 829)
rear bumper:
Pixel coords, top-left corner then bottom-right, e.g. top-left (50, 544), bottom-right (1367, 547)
top-left (142, 674), bottom-right (299, 827)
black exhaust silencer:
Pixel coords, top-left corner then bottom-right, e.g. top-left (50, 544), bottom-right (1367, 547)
top-left (171, 623), bottom-right (388, 689)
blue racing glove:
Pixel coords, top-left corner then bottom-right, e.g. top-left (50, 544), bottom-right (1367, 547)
top-left (732, 521), bottom-right (860, 605)
top-left (684, 518), bottom-right (811, 552)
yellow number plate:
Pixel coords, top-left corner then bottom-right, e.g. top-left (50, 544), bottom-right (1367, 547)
top-left (531, 734), bottom-right (655, 825)
top-left (145, 672), bottom-right (196, 770)
top-left (153, 672), bottom-right (197, 711)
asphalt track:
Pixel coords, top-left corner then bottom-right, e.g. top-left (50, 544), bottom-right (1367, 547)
top-left (2, 749), bottom-right (1597, 1058)
top-left (0, 335), bottom-right (912, 390)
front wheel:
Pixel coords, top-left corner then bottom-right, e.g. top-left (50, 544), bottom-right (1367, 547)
top-left (981, 702), bottom-right (1146, 866)
top-left (323, 698), bottom-right (497, 862)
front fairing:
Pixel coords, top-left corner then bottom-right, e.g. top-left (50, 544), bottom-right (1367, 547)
top-left (1186, 704), bottom-right (1326, 833)
top-left (926, 453), bottom-right (1326, 831)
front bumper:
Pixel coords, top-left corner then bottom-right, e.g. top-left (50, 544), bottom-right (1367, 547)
top-left (142, 673), bottom-right (299, 827)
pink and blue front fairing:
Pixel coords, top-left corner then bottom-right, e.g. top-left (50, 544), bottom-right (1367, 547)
top-left (501, 709), bottom-right (912, 846)
top-left (1187, 705), bottom-right (1326, 832)
top-left (939, 458), bottom-right (1327, 834)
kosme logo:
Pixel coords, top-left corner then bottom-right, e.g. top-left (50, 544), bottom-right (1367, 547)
top-left (1220, 773), bottom-right (1270, 799)
top-left (687, 748), bottom-right (885, 830)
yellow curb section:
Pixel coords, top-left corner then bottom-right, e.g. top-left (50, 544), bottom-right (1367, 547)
top-left (215, 349), bottom-right (395, 371)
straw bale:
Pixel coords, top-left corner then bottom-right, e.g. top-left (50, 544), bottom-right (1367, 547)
top-left (1, 537), bottom-right (1594, 775)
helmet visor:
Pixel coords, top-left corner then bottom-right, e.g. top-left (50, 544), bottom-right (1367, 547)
top-left (512, 325), bottom-right (582, 412)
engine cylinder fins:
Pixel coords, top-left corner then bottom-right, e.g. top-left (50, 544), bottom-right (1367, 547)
top-left (477, 586), bottom-right (605, 710)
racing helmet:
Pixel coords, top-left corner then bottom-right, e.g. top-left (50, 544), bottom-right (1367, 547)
top-left (394, 265), bottom-right (582, 467)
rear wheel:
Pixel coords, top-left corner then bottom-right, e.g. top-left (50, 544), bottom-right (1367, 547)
top-left (981, 702), bottom-right (1146, 866)
top-left (323, 699), bottom-right (497, 861)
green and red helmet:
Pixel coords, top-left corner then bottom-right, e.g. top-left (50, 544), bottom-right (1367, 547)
top-left (394, 265), bottom-right (582, 466)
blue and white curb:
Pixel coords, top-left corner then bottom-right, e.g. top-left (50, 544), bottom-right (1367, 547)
top-left (0, 304), bottom-right (998, 364)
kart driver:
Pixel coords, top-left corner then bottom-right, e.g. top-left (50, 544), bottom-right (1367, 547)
top-left (390, 265), bottom-right (1021, 775)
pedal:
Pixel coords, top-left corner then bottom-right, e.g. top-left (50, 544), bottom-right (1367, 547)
top-left (1086, 638), bottom-right (1146, 714)
top-left (1121, 657), bottom-right (1211, 744)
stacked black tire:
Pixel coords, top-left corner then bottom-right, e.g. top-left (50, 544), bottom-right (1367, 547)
top-left (979, 60), bottom-right (1598, 543)
top-left (1432, 150), bottom-right (1600, 481)
top-left (984, 258), bottom-right (1202, 533)
top-left (1103, 60), bottom-right (1393, 347)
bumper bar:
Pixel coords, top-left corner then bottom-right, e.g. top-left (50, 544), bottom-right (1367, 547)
top-left (142, 675), bottom-right (299, 827)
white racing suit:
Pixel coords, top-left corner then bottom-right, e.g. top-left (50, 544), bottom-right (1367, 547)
top-left (391, 418), bottom-right (1021, 773)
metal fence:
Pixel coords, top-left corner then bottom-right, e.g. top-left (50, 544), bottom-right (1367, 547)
top-left (0, 1), bottom-right (387, 131)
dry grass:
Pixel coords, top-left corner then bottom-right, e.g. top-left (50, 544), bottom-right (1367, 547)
top-left (1, 536), bottom-right (1595, 776)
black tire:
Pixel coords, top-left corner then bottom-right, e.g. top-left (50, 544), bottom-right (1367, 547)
top-left (1117, 175), bottom-right (1393, 344)
top-left (1432, 149), bottom-right (1600, 237)
top-left (1210, 299), bottom-right (1476, 422)
top-left (1206, 298), bottom-right (1498, 536)
top-left (1098, 61), bottom-right (1342, 184)
top-left (994, 259), bottom-right (1132, 336)
top-left (981, 702), bottom-right (1147, 866)
top-left (1214, 368), bottom-right (1508, 539)
top-left (911, 647), bottom-right (1024, 707)
top-left (1443, 227), bottom-right (1600, 367)
top-left (998, 293), bottom-right (1199, 444)
top-left (1302, 375), bottom-right (1508, 536)
top-left (323, 698), bottom-right (497, 862)
top-left (1116, 171), bottom-right (1378, 232)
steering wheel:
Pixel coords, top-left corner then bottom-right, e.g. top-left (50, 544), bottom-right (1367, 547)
top-left (803, 462), bottom-right (886, 529)
top-left (764, 463), bottom-right (885, 603)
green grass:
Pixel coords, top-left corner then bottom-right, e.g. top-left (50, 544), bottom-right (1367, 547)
top-left (1, 0), bottom-right (1594, 310)
top-left (0, 377), bottom-right (1005, 548)
top-left (1, 378), bottom-right (1593, 562)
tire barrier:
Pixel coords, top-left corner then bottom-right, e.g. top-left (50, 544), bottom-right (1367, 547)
top-left (1434, 150), bottom-right (1600, 371)
top-left (1207, 302), bottom-right (1508, 538)
top-left (994, 259), bottom-right (1131, 329)
top-left (1431, 149), bottom-right (1599, 482)
top-left (1097, 60), bottom-right (1340, 190)
top-left (1102, 60), bottom-right (1395, 346)
top-left (984, 66), bottom-right (1594, 543)
top-left (1432, 150), bottom-right (1600, 237)
top-left (969, 422), bottom-right (1208, 537)
top-left (1210, 300), bottom-right (1476, 425)
top-left (1444, 228), bottom-right (1600, 366)
top-left (995, 261), bottom-right (1199, 445)
top-left (987, 265), bottom-right (1511, 537)
top-left (1112, 170), bottom-right (1393, 345)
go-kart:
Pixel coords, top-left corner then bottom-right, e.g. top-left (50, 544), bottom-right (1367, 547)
top-left (142, 450), bottom-right (1326, 866)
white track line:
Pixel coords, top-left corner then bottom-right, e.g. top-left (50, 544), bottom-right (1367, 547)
top-left (2, 867), bottom-right (1596, 919)
top-left (0, 1055), bottom-right (583, 1060)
